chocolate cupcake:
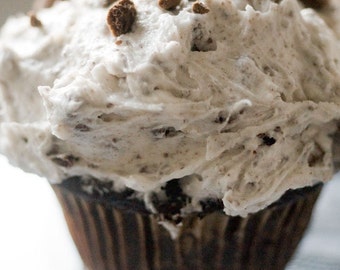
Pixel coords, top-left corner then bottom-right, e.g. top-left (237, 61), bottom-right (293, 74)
top-left (0, 0), bottom-right (339, 269)
top-left (52, 176), bottom-right (322, 270)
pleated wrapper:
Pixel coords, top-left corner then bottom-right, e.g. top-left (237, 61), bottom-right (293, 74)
top-left (52, 182), bottom-right (322, 270)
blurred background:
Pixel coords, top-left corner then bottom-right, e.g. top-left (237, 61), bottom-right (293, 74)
top-left (0, 1), bottom-right (339, 269)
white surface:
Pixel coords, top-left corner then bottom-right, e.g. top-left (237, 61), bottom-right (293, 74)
top-left (0, 155), bottom-right (83, 270)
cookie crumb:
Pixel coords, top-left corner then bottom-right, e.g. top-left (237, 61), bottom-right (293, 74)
top-left (158, 0), bottom-right (181, 11)
top-left (75, 124), bottom-right (91, 132)
top-left (257, 133), bottom-right (276, 146)
top-left (52, 155), bottom-right (79, 168)
top-left (151, 126), bottom-right (182, 139)
top-left (107, 0), bottom-right (137, 37)
top-left (115, 39), bottom-right (123, 45)
top-left (29, 13), bottom-right (43, 27)
top-left (192, 2), bottom-right (209, 14)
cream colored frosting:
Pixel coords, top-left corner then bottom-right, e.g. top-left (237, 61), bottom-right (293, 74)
top-left (0, 0), bottom-right (339, 216)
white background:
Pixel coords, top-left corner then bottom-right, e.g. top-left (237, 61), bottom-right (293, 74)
top-left (0, 156), bottom-right (83, 270)
top-left (0, 1), bottom-right (340, 269)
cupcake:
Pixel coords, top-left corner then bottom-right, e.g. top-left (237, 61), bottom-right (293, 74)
top-left (0, 0), bottom-right (339, 269)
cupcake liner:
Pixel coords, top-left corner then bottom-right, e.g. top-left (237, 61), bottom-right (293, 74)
top-left (52, 182), bottom-right (322, 270)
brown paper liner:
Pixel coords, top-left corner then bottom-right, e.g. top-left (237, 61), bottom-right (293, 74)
top-left (52, 183), bottom-right (322, 270)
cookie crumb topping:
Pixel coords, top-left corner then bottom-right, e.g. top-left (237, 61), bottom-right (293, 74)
top-left (192, 1), bottom-right (209, 14)
top-left (107, 0), bottom-right (137, 37)
top-left (158, 0), bottom-right (181, 11)
top-left (29, 13), bottom-right (43, 27)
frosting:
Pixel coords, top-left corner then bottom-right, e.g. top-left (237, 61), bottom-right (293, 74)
top-left (0, 0), bottom-right (339, 216)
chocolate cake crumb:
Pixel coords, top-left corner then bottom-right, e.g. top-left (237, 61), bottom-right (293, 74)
top-left (155, 179), bottom-right (190, 222)
top-left (192, 2), bottom-right (210, 14)
top-left (158, 0), bottom-right (181, 11)
top-left (107, 0), bottom-right (137, 37)
top-left (29, 13), bottom-right (43, 27)
top-left (299, 0), bottom-right (328, 9)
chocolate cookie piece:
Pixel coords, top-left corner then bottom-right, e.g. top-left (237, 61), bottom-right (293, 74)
top-left (192, 2), bottom-right (210, 14)
top-left (107, 0), bottom-right (137, 37)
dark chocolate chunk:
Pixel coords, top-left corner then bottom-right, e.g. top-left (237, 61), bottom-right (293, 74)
top-left (107, 0), bottom-right (137, 37)
top-left (262, 136), bottom-right (276, 146)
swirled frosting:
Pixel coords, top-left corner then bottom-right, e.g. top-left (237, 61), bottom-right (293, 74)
top-left (0, 0), bottom-right (339, 216)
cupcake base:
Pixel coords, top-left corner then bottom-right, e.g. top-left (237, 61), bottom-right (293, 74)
top-left (52, 181), bottom-right (322, 270)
